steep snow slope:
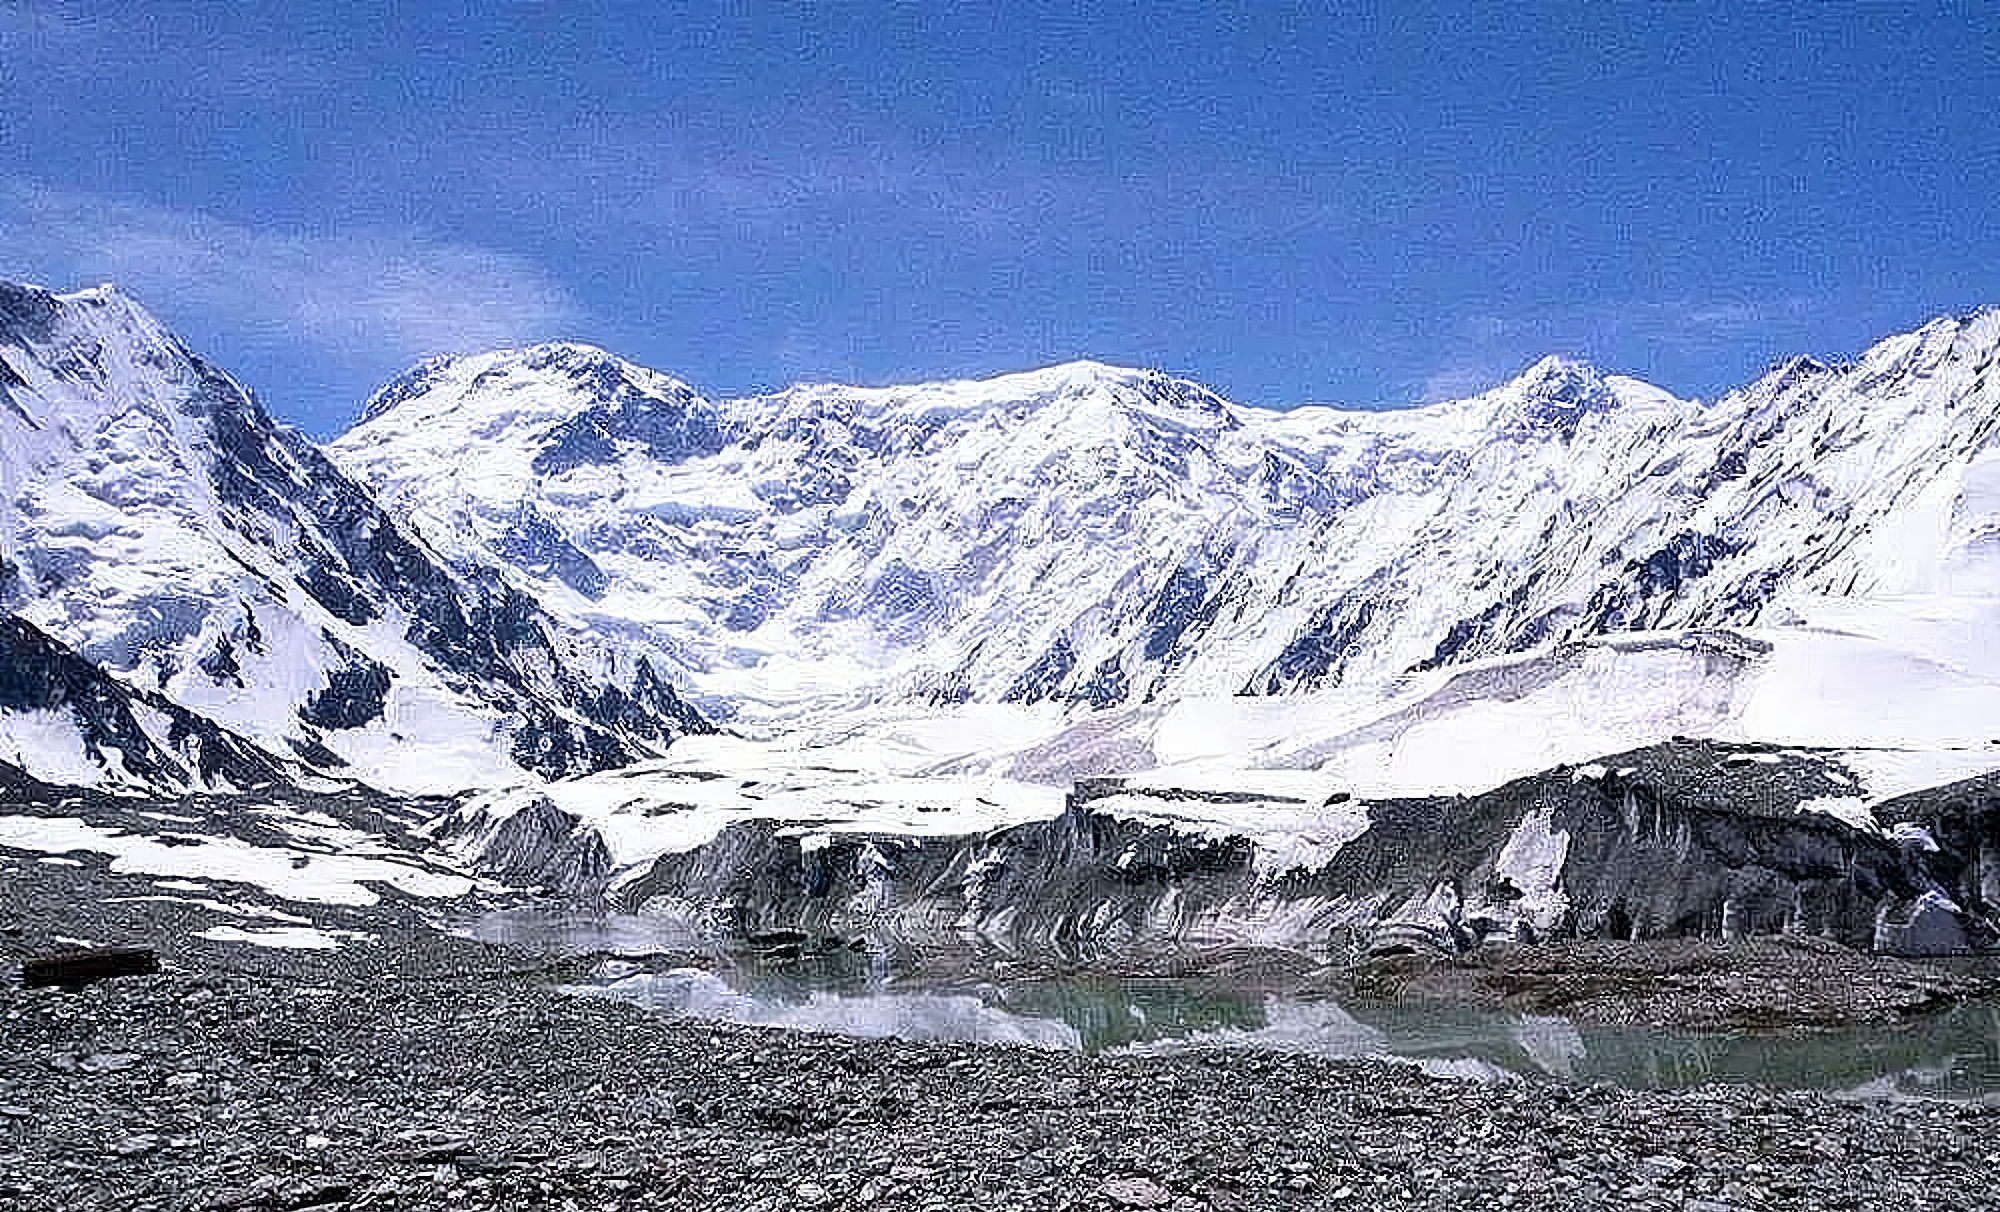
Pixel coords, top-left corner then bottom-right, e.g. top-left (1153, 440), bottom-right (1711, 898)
top-left (333, 311), bottom-right (2000, 726)
top-left (326, 352), bottom-right (1641, 715)
top-left (0, 282), bottom-right (709, 792)
top-left (0, 612), bottom-right (301, 792)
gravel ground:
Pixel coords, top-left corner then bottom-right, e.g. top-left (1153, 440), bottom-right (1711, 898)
top-left (7, 816), bottom-right (2000, 1210)
top-left (3, 939), bottom-right (1999, 1212)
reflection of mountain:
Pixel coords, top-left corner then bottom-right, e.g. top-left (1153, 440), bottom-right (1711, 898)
top-left (581, 968), bottom-right (1082, 1051)
top-left (573, 962), bottom-right (2000, 1098)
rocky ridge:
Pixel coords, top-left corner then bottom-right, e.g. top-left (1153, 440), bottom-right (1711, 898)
top-left (0, 281), bottom-right (712, 794)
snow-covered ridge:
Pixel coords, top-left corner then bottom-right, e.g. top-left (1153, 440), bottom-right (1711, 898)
top-left (331, 307), bottom-right (2000, 727)
top-left (0, 281), bottom-right (712, 794)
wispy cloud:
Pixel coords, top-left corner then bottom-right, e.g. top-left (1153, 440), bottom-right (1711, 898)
top-left (0, 179), bottom-right (586, 367)
top-left (1416, 314), bottom-right (1523, 403)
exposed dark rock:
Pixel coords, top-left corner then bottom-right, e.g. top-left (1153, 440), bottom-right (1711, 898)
top-left (0, 613), bottom-right (294, 789)
top-left (526, 350), bottom-right (730, 476)
top-left (296, 636), bottom-right (393, 732)
top-left (296, 551), bottom-right (382, 626)
top-left (1255, 586), bottom-right (1379, 693)
top-left (22, 946), bottom-right (159, 989)
top-left (494, 502), bottom-right (607, 598)
top-left (1581, 531), bottom-right (1741, 632)
top-left (580, 658), bottom-right (717, 743)
top-left (438, 794), bottom-right (614, 893)
top-left (1072, 655), bottom-right (1129, 709)
top-left (195, 636), bottom-right (243, 687)
top-left (283, 732), bottom-right (349, 769)
top-left (1141, 564), bottom-right (1217, 662)
top-left (0, 280), bottom-right (61, 344)
top-left (507, 702), bottom-right (634, 780)
top-left (1001, 636), bottom-right (1076, 705)
top-left (358, 353), bottom-right (457, 422)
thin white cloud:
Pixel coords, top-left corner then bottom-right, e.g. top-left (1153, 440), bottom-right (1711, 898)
top-left (1416, 313), bottom-right (1522, 403)
top-left (1419, 360), bottom-right (1510, 404)
top-left (0, 179), bottom-right (586, 367)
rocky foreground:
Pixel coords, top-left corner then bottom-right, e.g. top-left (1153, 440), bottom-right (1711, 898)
top-left (2, 940), bottom-right (1998, 1212)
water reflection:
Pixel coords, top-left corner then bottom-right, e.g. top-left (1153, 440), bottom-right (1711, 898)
top-left (576, 967), bottom-right (1081, 1050)
top-left (572, 960), bottom-right (2000, 1101)
top-left (479, 911), bottom-right (2000, 1100)
top-left (465, 907), bottom-right (705, 956)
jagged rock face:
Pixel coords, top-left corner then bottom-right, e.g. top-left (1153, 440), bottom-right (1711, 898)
top-left (0, 283), bottom-right (709, 791)
top-left (0, 613), bottom-right (292, 792)
top-left (581, 741), bottom-right (1986, 958)
top-left (332, 314), bottom-right (2000, 720)
top-left (425, 793), bottom-right (613, 893)
top-left (1874, 771), bottom-right (2000, 954)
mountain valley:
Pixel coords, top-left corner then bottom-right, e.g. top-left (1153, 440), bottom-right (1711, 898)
top-left (4, 278), bottom-right (2000, 1002)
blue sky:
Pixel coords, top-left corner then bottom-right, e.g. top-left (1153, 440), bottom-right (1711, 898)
top-left (3, 2), bottom-right (1998, 437)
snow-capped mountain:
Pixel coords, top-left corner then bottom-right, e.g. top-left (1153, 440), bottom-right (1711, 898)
top-left (9, 277), bottom-right (2000, 963)
top-left (332, 310), bottom-right (2000, 723)
top-left (0, 282), bottom-right (710, 793)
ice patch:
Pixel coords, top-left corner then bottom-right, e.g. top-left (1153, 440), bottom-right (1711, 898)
top-left (1796, 796), bottom-right (1879, 834)
top-left (1891, 822), bottom-right (1941, 852)
top-left (0, 814), bottom-right (473, 905)
top-left (1493, 804), bottom-right (1570, 933)
top-left (196, 924), bottom-right (372, 949)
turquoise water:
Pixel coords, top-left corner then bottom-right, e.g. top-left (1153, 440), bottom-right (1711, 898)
top-left (472, 911), bottom-right (2000, 1099)
top-left (581, 955), bottom-right (2000, 1100)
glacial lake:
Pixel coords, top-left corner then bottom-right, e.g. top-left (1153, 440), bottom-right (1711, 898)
top-left (470, 911), bottom-right (2000, 1101)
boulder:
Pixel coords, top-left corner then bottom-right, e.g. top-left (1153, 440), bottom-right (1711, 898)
top-left (22, 946), bottom-right (161, 989)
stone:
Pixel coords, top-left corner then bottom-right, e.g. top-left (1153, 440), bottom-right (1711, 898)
top-left (110, 1133), bottom-right (163, 1157)
top-left (23, 947), bottom-right (159, 989)
top-left (1638, 1154), bottom-right (1690, 1180)
top-left (1100, 1177), bottom-right (1174, 1208)
top-left (78, 1052), bottom-right (142, 1073)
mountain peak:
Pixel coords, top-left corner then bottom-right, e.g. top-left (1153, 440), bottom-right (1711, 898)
top-left (0, 279), bottom-right (173, 354)
top-left (355, 342), bottom-right (705, 430)
top-left (342, 341), bottom-right (727, 477)
top-left (1514, 353), bottom-right (1605, 394)
top-left (1484, 354), bottom-right (1626, 436)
